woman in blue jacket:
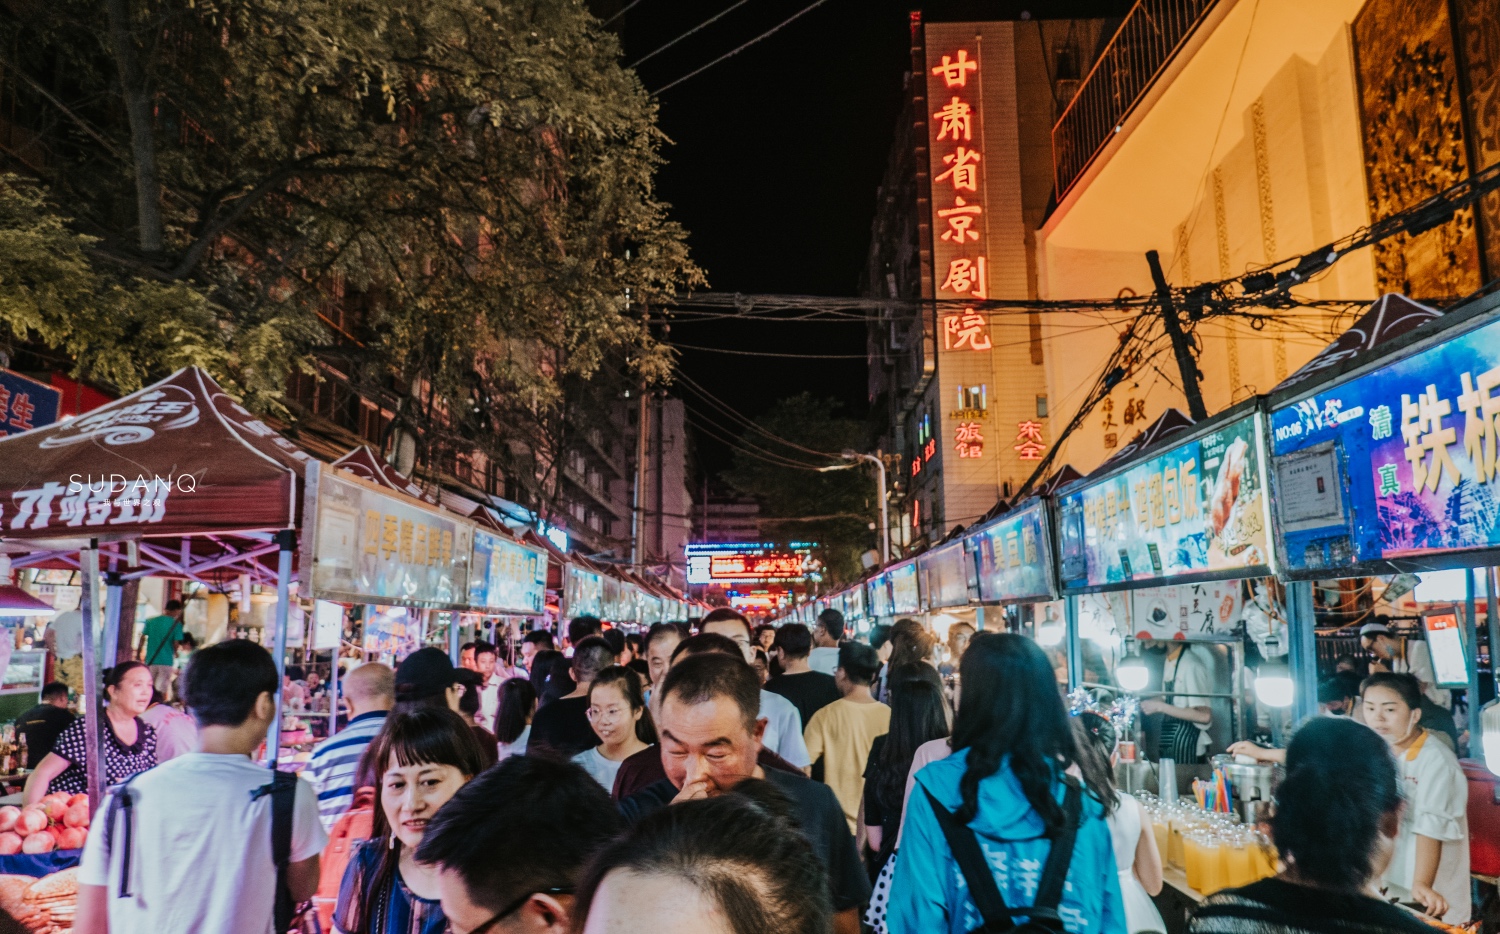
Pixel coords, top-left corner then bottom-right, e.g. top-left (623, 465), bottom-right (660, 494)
top-left (888, 633), bottom-right (1126, 934)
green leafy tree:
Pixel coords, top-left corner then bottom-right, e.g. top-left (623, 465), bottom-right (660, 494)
top-left (0, 0), bottom-right (699, 463)
top-left (722, 393), bottom-right (873, 586)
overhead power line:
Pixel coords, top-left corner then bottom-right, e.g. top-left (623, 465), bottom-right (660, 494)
top-left (675, 370), bottom-right (841, 459)
top-left (628, 0), bottom-right (759, 68)
top-left (653, 0), bottom-right (838, 95)
top-left (602, 0), bottom-right (648, 25)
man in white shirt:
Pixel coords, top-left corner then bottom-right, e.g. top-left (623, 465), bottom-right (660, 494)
top-left (44, 609), bottom-right (83, 695)
top-left (75, 640), bottom-right (328, 934)
top-left (472, 640), bottom-right (504, 731)
top-left (1362, 622), bottom-right (1452, 709)
top-left (808, 609), bottom-right (846, 676)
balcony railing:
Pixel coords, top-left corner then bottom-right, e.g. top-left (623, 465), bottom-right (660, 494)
top-left (1052, 0), bottom-right (1219, 200)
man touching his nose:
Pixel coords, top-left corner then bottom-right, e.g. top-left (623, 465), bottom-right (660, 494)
top-left (617, 653), bottom-right (870, 934)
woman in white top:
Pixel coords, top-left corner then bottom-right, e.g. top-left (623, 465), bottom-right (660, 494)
top-left (1362, 672), bottom-right (1470, 924)
top-left (494, 677), bottom-right (536, 761)
top-left (1074, 712), bottom-right (1166, 934)
top-left (573, 666), bottom-right (655, 791)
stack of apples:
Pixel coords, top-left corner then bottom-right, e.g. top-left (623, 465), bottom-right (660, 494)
top-left (0, 796), bottom-right (89, 854)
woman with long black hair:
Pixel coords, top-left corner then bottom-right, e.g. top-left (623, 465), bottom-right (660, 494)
top-left (887, 633), bottom-right (1125, 934)
top-left (863, 665), bottom-right (951, 868)
top-left (1188, 716), bottom-right (1432, 934)
top-left (332, 707), bottom-right (488, 934)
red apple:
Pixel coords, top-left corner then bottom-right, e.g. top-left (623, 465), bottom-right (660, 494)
top-left (21, 830), bottom-right (54, 854)
top-left (62, 803), bottom-right (89, 829)
top-left (0, 807), bottom-right (19, 833)
top-left (17, 809), bottom-right (49, 836)
top-left (0, 833), bottom-right (21, 855)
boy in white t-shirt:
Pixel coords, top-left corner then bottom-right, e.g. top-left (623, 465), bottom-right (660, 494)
top-left (75, 640), bottom-right (328, 934)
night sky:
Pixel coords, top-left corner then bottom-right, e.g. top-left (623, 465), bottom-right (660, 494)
top-left (619, 0), bottom-right (917, 480)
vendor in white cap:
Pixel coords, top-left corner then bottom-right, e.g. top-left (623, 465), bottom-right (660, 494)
top-left (1361, 621), bottom-right (1450, 710)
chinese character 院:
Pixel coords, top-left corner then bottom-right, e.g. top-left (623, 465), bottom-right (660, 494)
top-left (943, 311), bottom-right (992, 351)
top-left (931, 49), bottom-right (977, 87)
top-left (1369, 404), bottom-right (1392, 440)
top-left (1401, 385), bottom-right (1459, 493)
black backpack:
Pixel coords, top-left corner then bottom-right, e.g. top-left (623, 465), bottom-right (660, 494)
top-left (921, 777), bottom-right (1083, 934)
top-left (105, 767), bottom-right (299, 932)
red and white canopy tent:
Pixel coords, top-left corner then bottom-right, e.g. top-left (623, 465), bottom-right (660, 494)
top-left (0, 367), bottom-right (314, 807)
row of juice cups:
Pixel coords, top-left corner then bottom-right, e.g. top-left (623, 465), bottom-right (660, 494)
top-left (1137, 794), bottom-right (1278, 895)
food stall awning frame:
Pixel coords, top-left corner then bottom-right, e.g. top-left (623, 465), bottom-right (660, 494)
top-left (965, 496), bottom-right (1060, 606)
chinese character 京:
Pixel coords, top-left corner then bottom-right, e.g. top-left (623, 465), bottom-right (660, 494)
top-left (939, 257), bottom-right (986, 297)
top-left (7, 393), bottom-right (34, 431)
top-left (935, 146), bottom-right (981, 192)
top-left (1368, 404), bottom-right (1393, 441)
top-left (932, 97), bottom-right (973, 142)
top-left (1377, 463), bottom-right (1400, 497)
top-left (1014, 420), bottom-right (1046, 460)
top-left (943, 311), bottom-right (992, 351)
top-left (1401, 384), bottom-right (1460, 493)
top-left (937, 196), bottom-right (981, 244)
top-left (955, 421), bottom-right (984, 458)
top-left (931, 49), bottom-right (977, 87)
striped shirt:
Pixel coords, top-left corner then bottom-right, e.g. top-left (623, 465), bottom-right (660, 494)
top-left (306, 711), bottom-right (388, 829)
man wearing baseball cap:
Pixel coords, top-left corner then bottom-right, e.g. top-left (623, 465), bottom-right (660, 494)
top-left (1360, 622), bottom-right (1451, 710)
top-left (392, 647), bottom-right (464, 713)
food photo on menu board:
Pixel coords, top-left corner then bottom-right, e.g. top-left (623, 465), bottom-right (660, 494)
top-left (1271, 313), bottom-right (1500, 570)
top-left (1061, 413), bottom-right (1270, 588)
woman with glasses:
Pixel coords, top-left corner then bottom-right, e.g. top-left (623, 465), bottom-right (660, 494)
top-left (333, 707), bottom-right (488, 934)
top-left (574, 666), bottom-right (657, 791)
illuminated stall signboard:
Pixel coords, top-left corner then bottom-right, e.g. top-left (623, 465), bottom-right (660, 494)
top-left (889, 561), bottom-right (922, 615)
top-left (685, 542), bottom-right (817, 584)
top-left (1058, 411), bottom-right (1274, 592)
top-left (919, 540), bottom-right (974, 609)
top-left (867, 572), bottom-right (893, 619)
top-left (565, 566), bottom-right (603, 618)
top-left (467, 531), bottom-right (547, 615)
top-left (970, 499), bottom-right (1056, 604)
top-left (1271, 312), bottom-right (1500, 574)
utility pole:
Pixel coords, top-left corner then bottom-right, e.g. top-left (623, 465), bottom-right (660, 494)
top-left (1146, 249), bottom-right (1208, 421)
top-left (631, 386), bottom-right (649, 568)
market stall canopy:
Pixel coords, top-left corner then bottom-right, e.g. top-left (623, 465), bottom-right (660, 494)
top-left (1090, 409), bottom-right (1197, 476)
top-left (331, 446), bottom-right (432, 502)
top-left (0, 367), bottom-right (310, 541)
top-left (1273, 294), bottom-right (1440, 394)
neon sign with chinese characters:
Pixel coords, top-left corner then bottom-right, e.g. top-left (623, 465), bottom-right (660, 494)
top-left (955, 421), bottom-right (984, 458)
top-left (928, 40), bottom-right (989, 322)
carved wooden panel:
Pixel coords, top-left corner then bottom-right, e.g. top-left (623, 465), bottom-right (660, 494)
top-left (1453, 0), bottom-right (1500, 281)
top-left (1353, 0), bottom-right (1482, 300)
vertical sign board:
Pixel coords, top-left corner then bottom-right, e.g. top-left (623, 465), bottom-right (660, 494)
top-left (969, 499), bottom-right (1056, 604)
top-left (303, 464), bottom-right (474, 608)
top-left (0, 371), bottom-right (61, 437)
top-left (1270, 312), bottom-right (1500, 574)
top-left (1057, 411), bottom-right (1275, 592)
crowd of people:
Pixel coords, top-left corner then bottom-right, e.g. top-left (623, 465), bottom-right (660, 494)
top-left (4, 605), bottom-right (1473, 934)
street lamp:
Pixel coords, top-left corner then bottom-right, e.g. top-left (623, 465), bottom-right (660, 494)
top-left (817, 450), bottom-right (890, 564)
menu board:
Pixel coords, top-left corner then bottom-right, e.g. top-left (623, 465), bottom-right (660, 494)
top-left (890, 561), bottom-right (921, 615)
top-left (919, 541), bottom-right (973, 609)
top-left (467, 531), bottom-right (547, 615)
top-left (566, 566), bottom-right (603, 618)
top-left (363, 605), bottom-right (424, 664)
top-left (303, 464), bottom-right (474, 608)
top-left (1058, 412), bottom-right (1272, 591)
top-left (1421, 607), bottom-right (1471, 688)
top-left (845, 583), bottom-right (866, 621)
top-left (970, 500), bottom-right (1055, 604)
top-left (1271, 313), bottom-right (1500, 572)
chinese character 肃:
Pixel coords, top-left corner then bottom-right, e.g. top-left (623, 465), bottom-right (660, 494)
top-left (932, 97), bottom-right (973, 141)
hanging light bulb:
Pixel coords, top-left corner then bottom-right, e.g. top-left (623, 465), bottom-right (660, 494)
top-left (1036, 619), bottom-right (1065, 647)
top-left (1116, 634), bottom-right (1150, 693)
top-left (1254, 635), bottom-right (1295, 708)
